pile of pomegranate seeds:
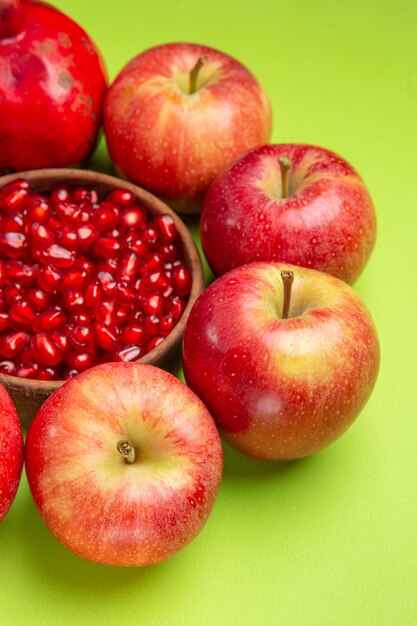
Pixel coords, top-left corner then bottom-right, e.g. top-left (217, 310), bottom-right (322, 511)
top-left (0, 179), bottom-right (192, 380)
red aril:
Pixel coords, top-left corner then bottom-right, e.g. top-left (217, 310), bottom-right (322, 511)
top-left (0, 179), bottom-right (191, 379)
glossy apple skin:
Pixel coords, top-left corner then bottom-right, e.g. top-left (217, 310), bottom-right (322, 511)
top-left (0, 0), bottom-right (107, 172)
top-left (0, 382), bottom-right (24, 522)
top-left (183, 263), bottom-right (379, 461)
top-left (25, 362), bottom-right (223, 566)
top-left (104, 42), bottom-right (272, 214)
top-left (201, 144), bottom-right (376, 283)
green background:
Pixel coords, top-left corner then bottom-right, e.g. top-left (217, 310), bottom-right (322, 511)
top-left (1, 0), bottom-right (417, 624)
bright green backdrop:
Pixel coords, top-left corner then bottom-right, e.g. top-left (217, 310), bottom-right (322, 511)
top-left (1, 0), bottom-right (417, 624)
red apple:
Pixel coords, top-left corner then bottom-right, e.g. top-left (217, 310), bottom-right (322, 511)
top-left (200, 144), bottom-right (376, 283)
top-left (183, 262), bottom-right (379, 461)
top-left (103, 42), bottom-right (272, 214)
top-left (0, 0), bottom-right (107, 172)
top-left (0, 382), bottom-right (23, 522)
top-left (25, 362), bottom-right (223, 566)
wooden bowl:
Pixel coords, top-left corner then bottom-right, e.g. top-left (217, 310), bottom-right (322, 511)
top-left (0, 169), bottom-right (204, 426)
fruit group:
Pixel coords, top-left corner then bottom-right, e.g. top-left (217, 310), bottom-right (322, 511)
top-left (104, 42), bottom-right (272, 214)
top-left (201, 144), bottom-right (376, 283)
top-left (0, 0), bottom-right (107, 172)
top-left (183, 262), bottom-right (379, 460)
top-left (0, 178), bottom-right (192, 380)
top-left (25, 362), bottom-right (223, 566)
top-left (0, 382), bottom-right (23, 522)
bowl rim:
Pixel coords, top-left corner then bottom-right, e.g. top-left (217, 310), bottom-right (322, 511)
top-left (0, 168), bottom-right (204, 392)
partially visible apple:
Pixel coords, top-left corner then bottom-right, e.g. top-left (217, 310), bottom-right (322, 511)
top-left (201, 144), bottom-right (376, 283)
top-left (0, 382), bottom-right (23, 522)
top-left (104, 42), bottom-right (272, 214)
top-left (183, 262), bottom-right (379, 461)
top-left (25, 363), bottom-right (223, 566)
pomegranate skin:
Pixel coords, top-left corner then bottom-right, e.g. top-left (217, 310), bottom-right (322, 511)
top-left (0, 0), bottom-right (107, 172)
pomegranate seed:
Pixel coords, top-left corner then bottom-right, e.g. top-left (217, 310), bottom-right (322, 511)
top-left (37, 306), bottom-right (67, 332)
top-left (72, 188), bottom-right (98, 204)
top-left (38, 265), bottom-right (63, 292)
top-left (0, 331), bottom-right (30, 358)
top-left (3, 284), bottom-right (24, 305)
top-left (77, 224), bottom-right (98, 250)
top-left (114, 305), bottom-right (133, 324)
top-left (69, 326), bottom-right (95, 351)
top-left (145, 315), bottom-right (160, 335)
top-left (41, 244), bottom-right (75, 269)
top-left (15, 364), bottom-right (38, 379)
top-left (141, 271), bottom-right (172, 294)
top-left (113, 345), bottom-right (143, 362)
top-left (147, 336), bottom-right (164, 352)
top-left (118, 252), bottom-right (139, 283)
top-left (107, 189), bottom-right (136, 207)
top-left (69, 312), bottom-right (91, 326)
top-left (67, 351), bottom-right (95, 372)
top-left (0, 187), bottom-right (29, 214)
top-left (154, 215), bottom-right (177, 243)
top-left (114, 281), bottom-right (136, 305)
top-left (140, 252), bottom-right (163, 273)
top-left (172, 265), bottom-right (192, 296)
top-left (26, 195), bottom-right (51, 223)
top-left (5, 261), bottom-right (37, 285)
top-left (160, 314), bottom-right (176, 336)
top-left (0, 232), bottom-right (26, 258)
top-left (62, 267), bottom-right (89, 289)
top-left (0, 312), bottom-right (11, 331)
top-left (0, 360), bottom-right (15, 375)
top-left (62, 288), bottom-right (84, 312)
top-left (29, 223), bottom-right (54, 248)
top-left (9, 299), bottom-right (37, 325)
top-left (37, 367), bottom-right (58, 380)
top-left (84, 282), bottom-right (102, 308)
top-left (58, 227), bottom-right (79, 249)
top-left (142, 224), bottom-right (160, 247)
top-left (167, 295), bottom-right (187, 321)
top-left (121, 324), bottom-right (148, 346)
top-left (92, 202), bottom-right (120, 231)
top-left (141, 293), bottom-right (164, 317)
top-left (51, 332), bottom-right (69, 354)
top-left (93, 237), bottom-right (122, 258)
top-left (121, 206), bottom-right (147, 229)
top-left (94, 300), bottom-right (117, 326)
top-left (50, 186), bottom-right (71, 204)
top-left (27, 288), bottom-right (51, 311)
top-left (55, 201), bottom-right (83, 226)
top-left (31, 333), bottom-right (63, 366)
top-left (124, 234), bottom-right (149, 257)
top-left (160, 243), bottom-right (181, 262)
top-left (18, 345), bottom-right (35, 364)
top-left (3, 215), bottom-right (25, 233)
top-left (94, 323), bottom-right (118, 351)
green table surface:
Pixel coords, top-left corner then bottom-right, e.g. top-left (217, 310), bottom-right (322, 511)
top-left (1, 0), bottom-right (417, 624)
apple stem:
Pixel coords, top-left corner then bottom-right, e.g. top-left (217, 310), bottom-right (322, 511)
top-left (281, 270), bottom-right (294, 319)
top-left (117, 440), bottom-right (136, 464)
top-left (189, 55), bottom-right (208, 94)
top-left (278, 155), bottom-right (292, 199)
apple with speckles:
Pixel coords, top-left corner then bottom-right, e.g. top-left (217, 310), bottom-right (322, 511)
top-left (183, 262), bottom-right (379, 461)
top-left (201, 144), bottom-right (376, 283)
top-left (0, 382), bottom-right (23, 522)
top-left (25, 362), bottom-right (223, 566)
top-left (103, 42), bottom-right (272, 214)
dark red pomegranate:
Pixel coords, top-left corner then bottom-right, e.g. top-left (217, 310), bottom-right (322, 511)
top-left (0, 0), bottom-right (107, 172)
top-left (0, 178), bottom-right (192, 380)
